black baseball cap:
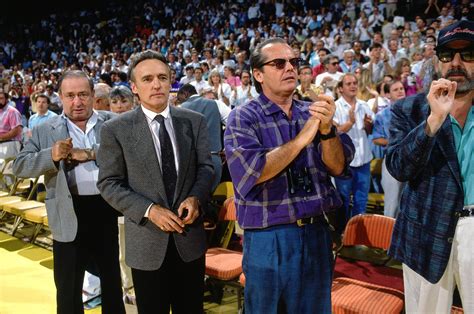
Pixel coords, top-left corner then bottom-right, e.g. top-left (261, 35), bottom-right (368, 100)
top-left (437, 20), bottom-right (474, 49)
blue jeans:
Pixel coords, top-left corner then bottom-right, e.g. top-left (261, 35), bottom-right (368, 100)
top-left (243, 222), bottom-right (333, 314)
top-left (335, 162), bottom-right (371, 222)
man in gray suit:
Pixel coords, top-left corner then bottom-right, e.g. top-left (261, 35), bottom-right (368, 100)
top-left (13, 70), bottom-right (125, 314)
top-left (97, 50), bottom-right (214, 314)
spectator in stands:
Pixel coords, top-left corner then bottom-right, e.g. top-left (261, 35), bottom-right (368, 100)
top-left (27, 93), bottom-right (57, 132)
top-left (334, 73), bottom-right (374, 227)
top-left (45, 84), bottom-right (62, 113)
top-left (231, 69), bottom-right (259, 108)
top-left (97, 50), bottom-right (213, 314)
top-left (224, 37), bottom-right (354, 314)
top-left (190, 66), bottom-right (210, 95)
top-left (372, 80), bottom-right (406, 218)
top-left (179, 64), bottom-right (195, 85)
top-left (109, 86), bottom-right (134, 114)
top-left (207, 69), bottom-right (232, 106)
top-left (0, 89), bottom-right (22, 178)
top-left (387, 20), bottom-right (474, 313)
top-left (296, 64), bottom-right (323, 102)
top-left (363, 42), bottom-right (392, 84)
top-left (223, 60), bottom-right (241, 89)
top-left (13, 70), bottom-right (125, 314)
top-left (339, 49), bottom-right (360, 74)
top-left (93, 83), bottom-right (112, 111)
top-left (394, 58), bottom-right (421, 96)
top-left (315, 55), bottom-right (344, 96)
top-left (352, 41), bottom-right (370, 65)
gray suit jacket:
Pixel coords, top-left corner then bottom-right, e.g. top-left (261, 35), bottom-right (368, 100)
top-left (97, 106), bottom-right (214, 271)
top-left (12, 111), bottom-right (115, 242)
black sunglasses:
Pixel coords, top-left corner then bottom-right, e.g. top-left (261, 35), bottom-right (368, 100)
top-left (436, 48), bottom-right (474, 63)
top-left (261, 57), bottom-right (302, 70)
top-left (330, 62), bottom-right (339, 66)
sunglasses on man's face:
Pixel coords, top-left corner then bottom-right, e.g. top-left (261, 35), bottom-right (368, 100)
top-left (436, 48), bottom-right (474, 63)
top-left (261, 57), bottom-right (302, 70)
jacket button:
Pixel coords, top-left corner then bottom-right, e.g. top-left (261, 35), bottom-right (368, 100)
top-left (455, 212), bottom-right (461, 218)
top-left (447, 237), bottom-right (453, 243)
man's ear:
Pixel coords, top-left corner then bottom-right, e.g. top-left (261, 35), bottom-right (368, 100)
top-left (253, 69), bottom-right (264, 86)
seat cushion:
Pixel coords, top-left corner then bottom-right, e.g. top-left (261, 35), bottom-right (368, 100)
top-left (332, 277), bottom-right (404, 314)
top-left (205, 247), bottom-right (242, 280)
top-left (3, 201), bottom-right (45, 215)
top-left (24, 207), bottom-right (47, 224)
top-left (334, 258), bottom-right (404, 292)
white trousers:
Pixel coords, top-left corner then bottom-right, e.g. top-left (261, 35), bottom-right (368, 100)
top-left (403, 216), bottom-right (474, 313)
top-left (381, 158), bottom-right (403, 218)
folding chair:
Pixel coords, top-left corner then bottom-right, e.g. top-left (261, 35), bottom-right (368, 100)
top-left (367, 158), bottom-right (384, 214)
top-left (1, 176), bottom-right (44, 235)
top-left (331, 214), bottom-right (404, 314)
top-left (0, 157), bottom-right (16, 197)
top-left (205, 197), bottom-right (243, 311)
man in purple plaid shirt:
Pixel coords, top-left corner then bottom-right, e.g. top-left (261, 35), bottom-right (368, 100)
top-left (224, 38), bottom-right (355, 313)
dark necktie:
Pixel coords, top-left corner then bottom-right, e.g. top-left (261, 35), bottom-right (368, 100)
top-left (154, 115), bottom-right (177, 205)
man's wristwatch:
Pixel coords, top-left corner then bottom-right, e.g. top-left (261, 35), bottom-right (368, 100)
top-left (84, 148), bottom-right (95, 161)
top-left (319, 125), bottom-right (337, 141)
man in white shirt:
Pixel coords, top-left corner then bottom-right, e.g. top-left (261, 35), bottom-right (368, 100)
top-left (315, 55), bottom-right (344, 96)
top-left (231, 70), bottom-right (259, 108)
top-left (190, 66), bottom-right (210, 95)
top-left (333, 73), bottom-right (375, 229)
top-left (13, 70), bottom-right (124, 314)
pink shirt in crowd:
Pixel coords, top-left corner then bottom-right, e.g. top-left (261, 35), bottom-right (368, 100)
top-left (0, 105), bottom-right (23, 142)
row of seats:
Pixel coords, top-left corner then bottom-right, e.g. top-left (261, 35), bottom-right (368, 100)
top-left (205, 192), bottom-right (464, 314)
top-left (0, 158), bottom-right (49, 243)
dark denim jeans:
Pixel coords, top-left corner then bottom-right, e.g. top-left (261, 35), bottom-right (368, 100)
top-left (242, 222), bottom-right (333, 313)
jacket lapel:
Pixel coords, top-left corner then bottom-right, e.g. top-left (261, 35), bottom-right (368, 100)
top-left (170, 106), bottom-right (192, 204)
top-left (436, 118), bottom-right (463, 190)
top-left (131, 108), bottom-right (168, 204)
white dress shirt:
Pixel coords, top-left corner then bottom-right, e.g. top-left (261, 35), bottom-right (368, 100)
top-left (65, 111), bottom-right (100, 195)
top-left (334, 97), bottom-right (375, 167)
top-left (141, 105), bottom-right (179, 174)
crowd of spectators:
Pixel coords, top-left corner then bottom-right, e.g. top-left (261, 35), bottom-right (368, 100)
top-left (1, 0), bottom-right (472, 155)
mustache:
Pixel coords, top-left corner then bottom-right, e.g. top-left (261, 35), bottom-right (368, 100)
top-left (445, 68), bottom-right (469, 79)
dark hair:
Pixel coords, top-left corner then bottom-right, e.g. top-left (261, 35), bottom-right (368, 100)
top-left (58, 70), bottom-right (94, 94)
top-left (35, 93), bottom-right (51, 104)
top-left (176, 84), bottom-right (197, 104)
top-left (118, 71), bottom-right (128, 82)
top-left (99, 73), bottom-right (113, 87)
top-left (370, 42), bottom-right (383, 51)
top-left (383, 80), bottom-right (402, 94)
top-left (128, 49), bottom-right (169, 82)
top-left (250, 37), bottom-right (287, 93)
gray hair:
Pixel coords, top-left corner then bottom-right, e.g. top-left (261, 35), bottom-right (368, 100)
top-left (127, 49), bottom-right (169, 82)
top-left (109, 85), bottom-right (134, 102)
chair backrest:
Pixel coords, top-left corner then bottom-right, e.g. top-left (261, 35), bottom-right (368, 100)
top-left (219, 197), bottom-right (237, 221)
top-left (0, 157), bottom-right (16, 193)
top-left (213, 181), bottom-right (235, 200)
top-left (342, 214), bottom-right (395, 251)
top-left (370, 158), bottom-right (383, 176)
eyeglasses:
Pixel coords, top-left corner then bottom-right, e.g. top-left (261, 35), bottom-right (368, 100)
top-left (261, 57), bottom-right (301, 70)
top-left (436, 48), bottom-right (474, 63)
top-left (330, 62), bottom-right (339, 66)
top-left (63, 92), bottom-right (91, 101)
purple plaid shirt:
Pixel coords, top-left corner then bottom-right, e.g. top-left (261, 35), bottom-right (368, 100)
top-left (224, 94), bottom-right (355, 229)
